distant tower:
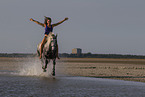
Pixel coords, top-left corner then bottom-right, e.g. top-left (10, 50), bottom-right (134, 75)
top-left (72, 48), bottom-right (82, 55)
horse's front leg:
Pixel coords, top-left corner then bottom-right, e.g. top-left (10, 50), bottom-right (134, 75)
top-left (52, 59), bottom-right (56, 76)
top-left (42, 59), bottom-right (50, 72)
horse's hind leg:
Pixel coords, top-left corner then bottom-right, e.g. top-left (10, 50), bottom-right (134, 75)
top-left (52, 59), bottom-right (56, 76)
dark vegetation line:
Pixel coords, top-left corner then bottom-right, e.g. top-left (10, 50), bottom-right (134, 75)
top-left (1, 53), bottom-right (145, 59)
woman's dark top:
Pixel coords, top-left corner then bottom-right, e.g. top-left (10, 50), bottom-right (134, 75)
top-left (45, 25), bottom-right (53, 35)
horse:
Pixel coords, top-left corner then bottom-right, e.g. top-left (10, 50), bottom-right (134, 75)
top-left (37, 32), bottom-right (57, 76)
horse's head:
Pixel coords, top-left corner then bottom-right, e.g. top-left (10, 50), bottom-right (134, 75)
top-left (45, 33), bottom-right (57, 52)
top-left (50, 34), bottom-right (57, 51)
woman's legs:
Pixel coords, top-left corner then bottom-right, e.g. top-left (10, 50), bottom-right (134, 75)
top-left (39, 36), bottom-right (47, 59)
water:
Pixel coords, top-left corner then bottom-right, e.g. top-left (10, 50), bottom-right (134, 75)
top-left (0, 57), bottom-right (145, 97)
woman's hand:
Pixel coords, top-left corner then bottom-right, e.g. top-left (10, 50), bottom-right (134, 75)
top-left (30, 18), bottom-right (34, 21)
top-left (64, 17), bottom-right (68, 21)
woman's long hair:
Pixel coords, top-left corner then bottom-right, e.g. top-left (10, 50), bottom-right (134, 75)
top-left (44, 16), bottom-right (52, 25)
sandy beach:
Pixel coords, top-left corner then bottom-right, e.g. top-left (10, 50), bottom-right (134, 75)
top-left (57, 58), bottom-right (145, 82)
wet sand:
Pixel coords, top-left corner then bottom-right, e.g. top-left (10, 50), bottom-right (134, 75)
top-left (58, 58), bottom-right (145, 82)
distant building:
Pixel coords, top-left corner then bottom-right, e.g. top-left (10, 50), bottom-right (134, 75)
top-left (72, 48), bottom-right (82, 55)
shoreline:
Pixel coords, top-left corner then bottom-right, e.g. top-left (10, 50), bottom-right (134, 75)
top-left (93, 76), bottom-right (145, 83)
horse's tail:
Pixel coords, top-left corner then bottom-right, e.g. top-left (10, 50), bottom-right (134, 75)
top-left (37, 49), bottom-right (40, 56)
top-left (37, 43), bottom-right (41, 56)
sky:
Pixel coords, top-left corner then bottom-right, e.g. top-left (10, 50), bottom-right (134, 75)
top-left (0, 0), bottom-right (145, 55)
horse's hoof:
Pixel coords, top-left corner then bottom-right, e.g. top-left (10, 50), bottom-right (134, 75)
top-left (42, 66), bottom-right (47, 72)
top-left (52, 73), bottom-right (55, 76)
top-left (43, 69), bottom-right (47, 72)
top-left (42, 66), bottom-right (45, 69)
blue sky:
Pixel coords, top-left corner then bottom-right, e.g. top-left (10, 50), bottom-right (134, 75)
top-left (0, 0), bottom-right (145, 55)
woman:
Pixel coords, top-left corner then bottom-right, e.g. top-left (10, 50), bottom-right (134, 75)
top-left (30, 16), bottom-right (68, 59)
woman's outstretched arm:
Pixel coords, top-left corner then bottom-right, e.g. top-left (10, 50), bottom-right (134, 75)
top-left (52, 17), bottom-right (68, 27)
top-left (30, 18), bottom-right (45, 27)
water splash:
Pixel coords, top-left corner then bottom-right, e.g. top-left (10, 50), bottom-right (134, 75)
top-left (18, 57), bottom-right (53, 77)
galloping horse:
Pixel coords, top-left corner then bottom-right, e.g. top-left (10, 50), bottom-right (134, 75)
top-left (37, 33), bottom-right (57, 76)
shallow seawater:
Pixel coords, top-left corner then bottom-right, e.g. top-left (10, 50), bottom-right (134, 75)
top-left (0, 57), bottom-right (145, 97)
